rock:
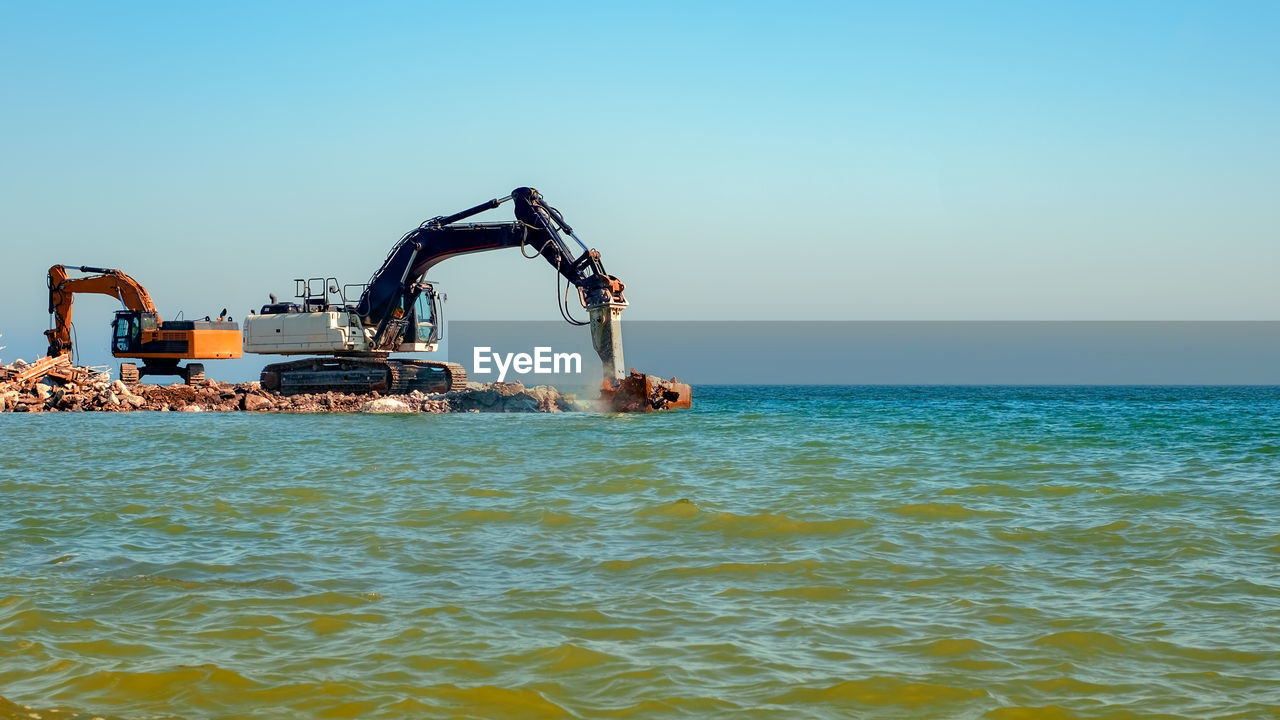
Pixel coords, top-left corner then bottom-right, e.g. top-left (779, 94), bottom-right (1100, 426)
top-left (360, 397), bottom-right (411, 413)
top-left (527, 385), bottom-right (563, 412)
top-left (181, 405), bottom-right (203, 412)
top-left (124, 395), bottom-right (146, 408)
top-left (111, 380), bottom-right (131, 397)
top-left (241, 394), bottom-right (272, 412)
top-left (465, 387), bottom-right (501, 408)
top-left (501, 392), bottom-right (540, 413)
top-left (444, 382), bottom-right (573, 413)
top-left (494, 381), bottom-right (526, 395)
top-left (35, 384), bottom-right (52, 401)
top-left (106, 391), bottom-right (120, 406)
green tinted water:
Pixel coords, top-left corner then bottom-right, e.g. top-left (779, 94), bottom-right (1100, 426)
top-left (1, 387), bottom-right (1278, 718)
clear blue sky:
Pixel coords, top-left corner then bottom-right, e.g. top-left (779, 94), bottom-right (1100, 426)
top-left (2, 1), bottom-right (1277, 374)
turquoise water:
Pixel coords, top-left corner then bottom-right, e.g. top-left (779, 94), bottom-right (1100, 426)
top-left (1, 386), bottom-right (1278, 719)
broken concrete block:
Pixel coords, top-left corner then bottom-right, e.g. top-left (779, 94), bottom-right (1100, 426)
top-left (361, 397), bottom-right (411, 413)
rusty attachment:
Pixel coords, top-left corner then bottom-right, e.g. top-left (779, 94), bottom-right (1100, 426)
top-left (601, 370), bottom-right (693, 413)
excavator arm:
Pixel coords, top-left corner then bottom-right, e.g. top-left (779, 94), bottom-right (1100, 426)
top-left (45, 265), bottom-right (160, 358)
top-left (355, 187), bottom-right (629, 378)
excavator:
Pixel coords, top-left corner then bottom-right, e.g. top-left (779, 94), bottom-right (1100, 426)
top-left (244, 187), bottom-right (690, 409)
top-left (46, 265), bottom-right (242, 384)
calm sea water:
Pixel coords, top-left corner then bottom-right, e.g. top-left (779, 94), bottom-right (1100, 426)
top-left (1, 386), bottom-right (1278, 719)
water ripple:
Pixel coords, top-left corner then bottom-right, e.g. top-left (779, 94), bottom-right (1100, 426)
top-left (2, 387), bottom-right (1279, 718)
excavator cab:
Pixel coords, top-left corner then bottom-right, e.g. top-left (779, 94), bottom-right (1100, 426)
top-left (110, 310), bottom-right (158, 354)
top-left (378, 286), bottom-right (441, 352)
top-left (408, 286), bottom-right (440, 346)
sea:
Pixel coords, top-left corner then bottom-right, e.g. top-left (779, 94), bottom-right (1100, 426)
top-left (1, 386), bottom-right (1277, 719)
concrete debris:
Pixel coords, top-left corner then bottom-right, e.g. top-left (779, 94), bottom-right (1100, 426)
top-left (0, 359), bottom-right (581, 414)
top-left (360, 397), bottom-right (412, 414)
top-left (448, 381), bottom-right (573, 413)
top-left (0, 354), bottom-right (99, 386)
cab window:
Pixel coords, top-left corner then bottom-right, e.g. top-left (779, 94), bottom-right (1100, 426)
top-left (113, 316), bottom-right (138, 352)
top-left (414, 294), bottom-right (435, 343)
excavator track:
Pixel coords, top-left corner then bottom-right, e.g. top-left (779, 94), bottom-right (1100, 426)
top-left (261, 358), bottom-right (466, 396)
top-left (389, 360), bottom-right (468, 394)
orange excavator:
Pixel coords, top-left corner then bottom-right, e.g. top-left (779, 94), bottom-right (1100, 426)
top-left (45, 265), bottom-right (242, 384)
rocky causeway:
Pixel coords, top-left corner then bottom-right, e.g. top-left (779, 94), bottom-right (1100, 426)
top-left (0, 358), bottom-right (581, 414)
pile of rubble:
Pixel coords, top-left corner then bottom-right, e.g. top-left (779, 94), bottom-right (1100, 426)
top-left (0, 358), bottom-right (581, 414)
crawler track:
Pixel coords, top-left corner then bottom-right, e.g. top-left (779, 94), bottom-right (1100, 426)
top-left (260, 358), bottom-right (467, 395)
